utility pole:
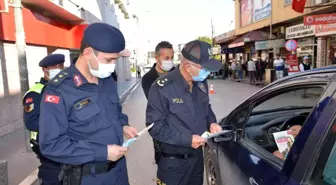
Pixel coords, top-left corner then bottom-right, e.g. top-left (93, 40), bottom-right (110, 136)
top-left (269, 0), bottom-right (273, 39)
top-left (13, 0), bottom-right (30, 152)
top-left (211, 18), bottom-right (214, 46)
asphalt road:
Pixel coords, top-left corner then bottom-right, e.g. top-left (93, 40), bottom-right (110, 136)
top-left (0, 79), bottom-right (261, 185)
top-left (123, 79), bottom-right (261, 185)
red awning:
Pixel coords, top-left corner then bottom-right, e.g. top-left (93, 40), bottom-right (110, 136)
top-left (228, 31), bottom-right (275, 48)
top-left (22, 0), bottom-right (83, 23)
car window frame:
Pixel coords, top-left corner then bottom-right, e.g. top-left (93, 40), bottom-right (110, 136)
top-left (299, 102), bottom-right (336, 185)
top-left (228, 82), bottom-right (328, 172)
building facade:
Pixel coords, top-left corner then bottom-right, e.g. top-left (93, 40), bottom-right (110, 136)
top-left (0, 0), bottom-right (134, 137)
top-left (215, 0), bottom-right (336, 70)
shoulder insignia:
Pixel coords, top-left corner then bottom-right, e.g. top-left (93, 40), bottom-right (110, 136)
top-left (198, 83), bottom-right (207, 94)
top-left (156, 78), bottom-right (168, 87)
top-left (24, 104), bottom-right (34, 113)
top-left (50, 71), bottom-right (70, 87)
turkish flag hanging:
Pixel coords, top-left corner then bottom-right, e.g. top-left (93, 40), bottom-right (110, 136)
top-left (292, 0), bottom-right (307, 13)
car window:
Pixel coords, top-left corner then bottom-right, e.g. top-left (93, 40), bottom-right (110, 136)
top-left (310, 124), bottom-right (336, 185)
top-left (253, 87), bottom-right (324, 113)
top-left (241, 86), bottom-right (325, 162)
top-left (227, 105), bottom-right (250, 128)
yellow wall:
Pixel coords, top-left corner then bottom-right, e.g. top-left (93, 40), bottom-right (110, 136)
top-left (235, 0), bottom-right (316, 35)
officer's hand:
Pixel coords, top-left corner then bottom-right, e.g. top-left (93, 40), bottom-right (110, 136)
top-left (210, 123), bottom-right (222, 134)
top-left (191, 135), bottom-right (206, 149)
top-left (123, 126), bottom-right (138, 139)
top-left (107, 145), bottom-right (128, 162)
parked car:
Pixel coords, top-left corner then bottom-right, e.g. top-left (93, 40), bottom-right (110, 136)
top-left (205, 66), bottom-right (336, 185)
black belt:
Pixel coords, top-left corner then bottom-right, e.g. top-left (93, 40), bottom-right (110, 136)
top-left (161, 152), bottom-right (193, 159)
top-left (81, 162), bottom-right (116, 176)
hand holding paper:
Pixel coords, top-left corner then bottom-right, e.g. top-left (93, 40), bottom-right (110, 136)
top-left (201, 130), bottom-right (232, 139)
top-left (122, 123), bottom-right (154, 147)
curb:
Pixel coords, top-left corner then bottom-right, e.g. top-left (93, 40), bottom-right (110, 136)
top-left (18, 79), bottom-right (141, 185)
top-left (18, 169), bottom-right (39, 185)
top-left (120, 79), bottom-right (141, 105)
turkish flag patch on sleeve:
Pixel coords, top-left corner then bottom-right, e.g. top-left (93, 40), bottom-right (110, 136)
top-left (45, 95), bottom-right (60, 104)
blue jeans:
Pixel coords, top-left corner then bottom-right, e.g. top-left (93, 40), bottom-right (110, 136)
top-left (236, 70), bottom-right (243, 80)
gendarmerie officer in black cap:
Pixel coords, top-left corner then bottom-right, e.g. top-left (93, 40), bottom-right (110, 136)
top-left (38, 23), bottom-right (138, 185)
top-left (23, 54), bottom-right (65, 185)
top-left (146, 40), bottom-right (223, 185)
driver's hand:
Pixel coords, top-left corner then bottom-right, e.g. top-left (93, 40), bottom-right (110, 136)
top-left (289, 125), bottom-right (302, 137)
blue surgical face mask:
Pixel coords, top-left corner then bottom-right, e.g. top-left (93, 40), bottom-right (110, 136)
top-left (190, 66), bottom-right (211, 82)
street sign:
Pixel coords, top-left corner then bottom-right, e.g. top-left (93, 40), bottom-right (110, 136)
top-left (286, 54), bottom-right (299, 73)
top-left (285, 40), bottom-right (298, 51)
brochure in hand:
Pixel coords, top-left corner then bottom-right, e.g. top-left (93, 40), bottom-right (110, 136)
top-left (201, 130), bottom-right (232, 139)
top-left (273, 130), bottom-right (295, 159)
top-left (122, 123), bottom-right (154, 147)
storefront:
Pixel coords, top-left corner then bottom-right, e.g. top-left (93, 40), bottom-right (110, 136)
top-left (255, 39), bottom-right (286, 62)
top-left (286, 23), bottom-right (317, 67)
top-left (214, 30), bottom-right (236, 62)
top-left (315, 23), bottom-right (336, 67)
top-left (228, 31), bottom-right (273, 62)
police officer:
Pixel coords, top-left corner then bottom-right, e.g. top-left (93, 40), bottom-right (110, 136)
top-left (146, 40), bottom-right (223, 185)
top-left (142, 41), bottom-right (175, 99)
top-left (141, 41), bottom-right (175, 165)
top-left (39, 23), bottom-right (137, 185)
top-left (23, 54), bottom-right (65, 185)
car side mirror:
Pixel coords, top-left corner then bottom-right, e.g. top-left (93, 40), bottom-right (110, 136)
top-left (213, 130), bottom-right (234, 143)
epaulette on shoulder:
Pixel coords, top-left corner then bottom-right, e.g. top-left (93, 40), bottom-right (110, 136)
top-left (154, 75), bottom-right (173, 88)
top-left (49, 70), bottom-right (71, 87)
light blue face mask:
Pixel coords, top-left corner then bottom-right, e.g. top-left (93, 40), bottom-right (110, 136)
top-left (191, 68), bottom-right (211, 82)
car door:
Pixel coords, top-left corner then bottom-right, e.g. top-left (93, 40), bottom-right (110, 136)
top-left (216, 82), bottom-right (329, 185)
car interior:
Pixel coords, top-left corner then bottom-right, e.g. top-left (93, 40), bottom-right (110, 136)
top-left (242, 86), bottom-right (326, 158)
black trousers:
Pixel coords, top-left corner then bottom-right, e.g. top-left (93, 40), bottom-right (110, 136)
top-left (156, 149), bottom-right (203, 185)
top-left (38, 156), bottom-right (62, 185)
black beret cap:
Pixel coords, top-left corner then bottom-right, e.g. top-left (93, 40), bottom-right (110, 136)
top-left (83, 23), bottom-right (125, 53)
top-left (39, 54), bottom-right (65, 67)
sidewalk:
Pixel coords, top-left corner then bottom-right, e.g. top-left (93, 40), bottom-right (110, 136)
top-left (0, 77), bottom-right (141, 185)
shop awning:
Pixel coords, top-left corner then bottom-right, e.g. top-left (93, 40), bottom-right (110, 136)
top-left (22, 0), bottom-right (83, 23)
top-left (214, 30), bottom-right (236, 45)
top-left (228, 31), bottom-right (275, 48)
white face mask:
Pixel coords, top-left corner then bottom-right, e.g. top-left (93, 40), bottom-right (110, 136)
top-left (161, 60), bottom-right (173, 71)
top-left (49, 69), bottom-right (61, 79)
top-left (88, 52), bottom-right (116, 79)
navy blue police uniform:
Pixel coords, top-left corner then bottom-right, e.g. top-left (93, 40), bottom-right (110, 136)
top-left (39, 23), bottom-right (130, 185)
top-left (146, 40), bottom-right (222, 185)
top-left (23, 54), bottom-right (65, 185)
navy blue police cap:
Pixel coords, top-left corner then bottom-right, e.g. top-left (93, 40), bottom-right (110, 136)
top-left (182, 40), bottom-right (222, 72)
top-left (83, 23), bottom-right (125, 53)
top-left (39, 54), bottom-right (65, 67)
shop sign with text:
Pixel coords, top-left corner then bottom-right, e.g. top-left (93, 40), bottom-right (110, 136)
top-left (286, 54), bottom-right (299, 73)
top-left (315, 23), bottom-right (336, 37)
top-left (286, 23), bottom-right (315, 39)
top-left (304, 13), bottom-right (336, 26)
top-left (255, 39), bottom-right (285, 50)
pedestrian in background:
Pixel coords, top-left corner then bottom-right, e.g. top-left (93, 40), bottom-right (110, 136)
top-left (247, 58), bottom-right (256, 84)
top-left (39, 23), bottom-right (138, 185)
top-left (236, 59), bottom-right (243, 82)
top-left (273, 54), bottom-right (285, 80)
top-left (146, 40), bottom-right (223, 185)
top-left (23, 54), bottom-right (65, 185)
top-left (231, 59), bottom-right (236, 80)
top-left (300, 56), bottom-right (311, 72)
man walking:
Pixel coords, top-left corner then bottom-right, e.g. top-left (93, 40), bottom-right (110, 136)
top-left (146, 40), bottom-right (223, 185)
top-left (23, 54), bottom-right (65, 185)
top-left (39, 23), bottom-right (137, 185)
